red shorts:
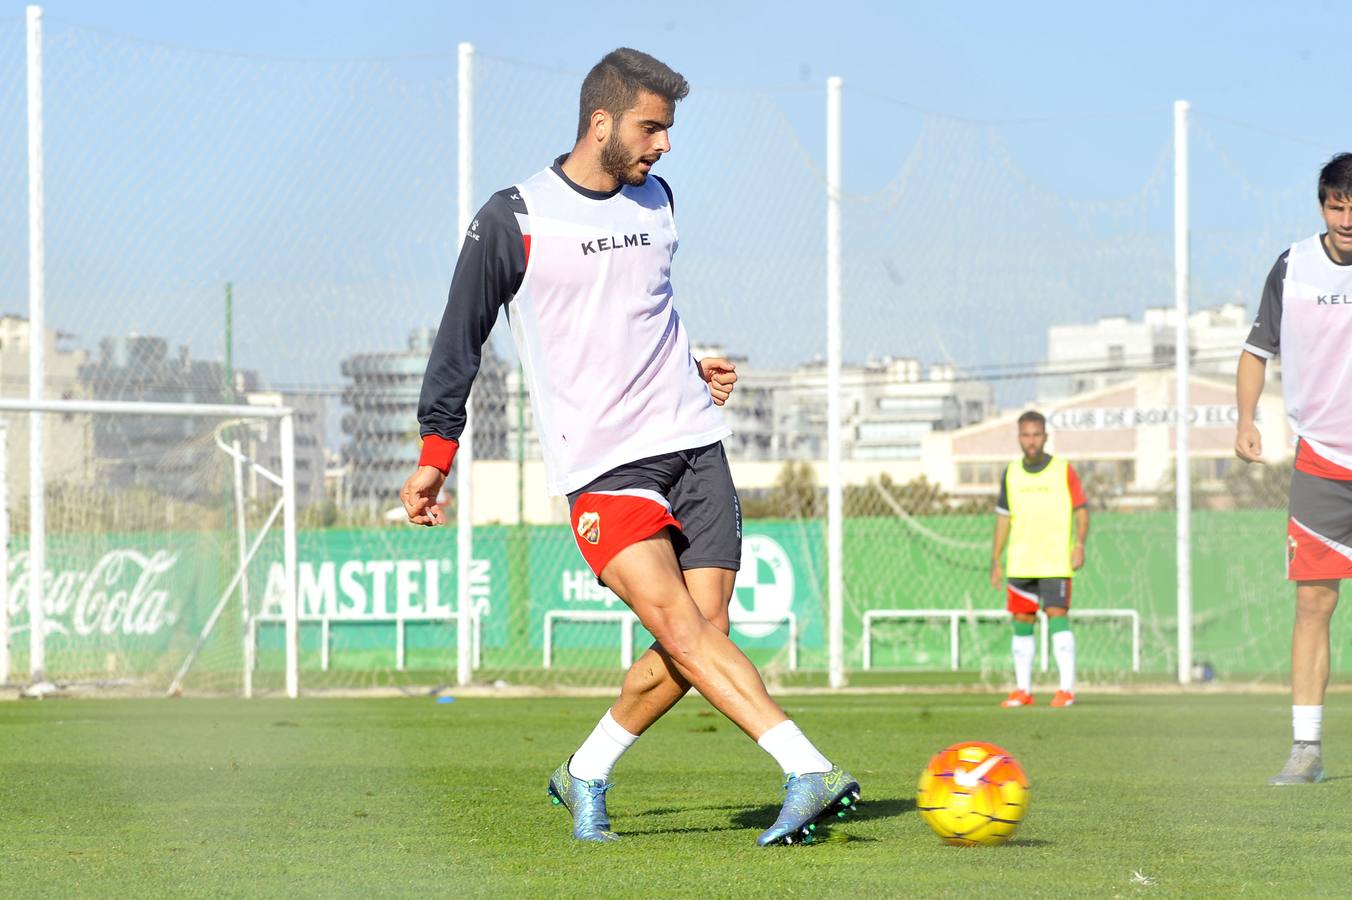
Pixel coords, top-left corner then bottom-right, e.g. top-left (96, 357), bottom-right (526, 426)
top-left (1005, 577), bottom-right (1072, 615)
top-left (569, 489), bottom-right (681, 577)
top-left (1287, 441), bottom-right (1352, 581)
top-left (566, 444), bottom-right (742, 578)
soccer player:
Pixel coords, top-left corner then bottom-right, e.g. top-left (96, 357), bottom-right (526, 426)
top-left (989, 410), bottom-right (1089, 708)
top-left (1236, 152), bottom-right (1352, 786)
top-left (400, 48), bottom-right (858, 844)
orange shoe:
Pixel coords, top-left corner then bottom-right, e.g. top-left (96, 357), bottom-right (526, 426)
top-left (1051, 690), bottom-right (1076, 708)
top-left (1000, 689), bottom-right (1034, 708)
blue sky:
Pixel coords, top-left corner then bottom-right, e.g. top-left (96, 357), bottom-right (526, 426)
top-left (8, 0), bottom-right (1336, 194)
top-left (0, 1), bottom-right (1340, 413)
top-left (8, 1), bottom-right (1332, 114)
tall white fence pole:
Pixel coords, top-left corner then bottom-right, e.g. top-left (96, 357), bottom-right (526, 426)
top-left (826, 76), bottom-right (844, 689)
top-left (26, 4), bottom-right (46, 685)
top-left (234, 437), bottom-right (253, 699)
top-left (281, 412), bottom-right (299, 698)
top-left (0, 424), bottom-right (9, 684)
top-left (1174, 99), bottom-right (1192, 686)
top-left (455, 41), bottom-right (475, 688)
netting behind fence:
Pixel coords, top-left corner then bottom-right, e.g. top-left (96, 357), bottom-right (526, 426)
top-left (0, 22), bottom-right (1335, 694)
top-left (0, 16), bottom-right (25, 322)
top-left (0, 409), bottom-right (291, 694)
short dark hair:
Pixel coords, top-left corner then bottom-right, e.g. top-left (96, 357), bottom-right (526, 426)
top-left (576, 48), bottom-right (689, 141)
top-left (1017, 410), bottom-right (1046, 429)
top-left (1318, 153), bottom-right (1352, 204)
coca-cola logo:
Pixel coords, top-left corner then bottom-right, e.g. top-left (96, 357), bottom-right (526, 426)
top-left (6, 550), bottom-right (180, 637)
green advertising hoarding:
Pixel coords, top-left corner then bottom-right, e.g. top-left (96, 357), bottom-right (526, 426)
top-left (3, 511), bottom-right (1329, 686)
top-left (523, 523), bottom-right (824, 669)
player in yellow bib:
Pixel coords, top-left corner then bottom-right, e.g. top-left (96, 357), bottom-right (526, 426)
top-left (989, 410), bottom-right (1089, 707)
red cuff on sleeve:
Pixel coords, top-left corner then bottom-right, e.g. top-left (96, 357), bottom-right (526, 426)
top-left (418, 435), bottom-right (459, 474)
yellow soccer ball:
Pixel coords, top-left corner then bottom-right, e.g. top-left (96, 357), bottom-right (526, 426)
top-left (917, 741), bottom-right (1029, 846)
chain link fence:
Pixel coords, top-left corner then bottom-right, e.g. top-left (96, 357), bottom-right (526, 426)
top-left (0, 18), bottom-right (1333, 693)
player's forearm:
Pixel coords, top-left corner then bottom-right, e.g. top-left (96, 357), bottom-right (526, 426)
top-left (1235, 351), bottom-right (1267, 425)
top-left (417, 316), bottom-right (482, 444)
top-left (991, 517), bottom-right (1010, 561)
top-left (1073, 508), bottom-right (1089, 547)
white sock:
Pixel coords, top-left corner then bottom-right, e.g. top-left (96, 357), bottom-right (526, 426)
top-left (1053, 629), bottom-right (1076, 693)
top-left (568, 710), bottom-right (639, 782)
top-left (757, 719), bottom-right (831, 776)
top-left (1012, 634), bottom-right (1035, 694)
top-left (1293, 705), bottom-right (1323, 743)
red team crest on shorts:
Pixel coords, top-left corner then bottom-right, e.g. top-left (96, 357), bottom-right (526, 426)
top-left (569, 490), bottom-right (682, 576)
top-left (577, 511), bottom-right (601, 545)
top-left (1287, 516), bottom-right (1352, 580)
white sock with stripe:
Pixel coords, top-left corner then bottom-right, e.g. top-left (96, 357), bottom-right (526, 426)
top-left (569, 710), bottom-right (639, 782)
top-left (1053, 629), bottom-right (1076, 693)
top-left (1012, 634), bottom-right (1035, 694)
top-left (757, 720), bottom-right (831, 776)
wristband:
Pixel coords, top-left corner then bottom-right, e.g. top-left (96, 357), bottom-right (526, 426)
top-left (418, 435), bottom-right (458, 474)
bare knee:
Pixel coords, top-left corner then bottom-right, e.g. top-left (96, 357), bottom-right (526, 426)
top-left (1296, 582), bottom-right (1339, 625)
top-left (1296, 596), bottom-right (1334, 620)
top-left (646, 606), bottom-right (709, 662)
top-left (684, 567), bottom-right (735, 637)
top-left (707, 609), bottom-right (731, 635)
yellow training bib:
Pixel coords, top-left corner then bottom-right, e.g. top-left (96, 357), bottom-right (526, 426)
top-left (1004, 455), bottom-right (1073, 578)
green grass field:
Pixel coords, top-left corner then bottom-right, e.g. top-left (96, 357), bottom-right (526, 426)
top-left (1, 693), bottom-right (1349, 897)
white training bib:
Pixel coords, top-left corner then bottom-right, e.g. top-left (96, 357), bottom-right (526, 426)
top-left (509, 167), bottom-right (729, 495)
top-left (1280, 234), bottom-right (1352, 470)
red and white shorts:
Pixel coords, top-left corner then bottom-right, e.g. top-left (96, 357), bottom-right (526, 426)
top-left (1005, 577), bottom-right (1072, 615)
top-left (1287, 441), bottom-right (1352, 582)
top-left (566, 443), bottom-right (742, 578)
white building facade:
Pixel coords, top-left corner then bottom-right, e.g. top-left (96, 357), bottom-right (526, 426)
top-left (0, 316), bottom-right (94, 505)
top-left (1039, 303), bottom-right (1259, 401)
top-left (926, 370), bottom-right (1290, 506)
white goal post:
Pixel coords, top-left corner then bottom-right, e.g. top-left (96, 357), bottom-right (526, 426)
top-left (251, 609), bottom-right (482, 673)
top-left (0, 397), bottom-right (300, 697)
top-left (542, 609), bottom-right (799, 671)
top-left (862, 608), bottom-right (1141, 673)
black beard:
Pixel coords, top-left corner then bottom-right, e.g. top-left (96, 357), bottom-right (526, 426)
top-left (600, 133), bottom-right (647, 187)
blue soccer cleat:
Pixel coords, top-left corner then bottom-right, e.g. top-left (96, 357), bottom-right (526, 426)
top-left (547, 759), bottom-right (620, 842)
top-left (757, 765), bottom-right (861, 846)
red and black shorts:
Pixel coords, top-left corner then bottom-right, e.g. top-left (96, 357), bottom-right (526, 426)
top-left (1005, 577), bottom-right (1072, 615)
top-left (1287, 442), bottom-right (1352, 581)
top-left (566, 442), bottom-right (742, 578)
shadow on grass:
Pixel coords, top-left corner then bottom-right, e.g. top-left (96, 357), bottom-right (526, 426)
top-left (730, 795), bottom-right (915, 830)
top-left (852, 796), bottom-right (917, 823)
top-left (632, 804), bottom-right (755, 817)
top-left (624, 803), bottom-right (766, 837)
top-left (622, 823), bottom-right (745, 836)
top-left (623, 796), bottom-right (914, 838)
top-left (633, 807), bottom-right (684, 817)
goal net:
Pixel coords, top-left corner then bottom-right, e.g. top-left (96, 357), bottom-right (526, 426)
top-left (0, 401), bottom-right (299, 695)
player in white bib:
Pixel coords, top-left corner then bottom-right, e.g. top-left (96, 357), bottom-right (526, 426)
top-left (1237, 152), bottom-right (1352, 785)
top-left (400, 49), bottom-right (858, 845)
